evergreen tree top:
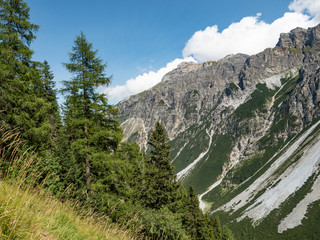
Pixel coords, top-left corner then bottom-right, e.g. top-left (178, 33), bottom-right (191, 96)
top-left (0, 0), bottom-right (39, 46)
top-left (148, 122), bottom-right (170, 150)
top-left (62, 32), bottom-right (111, 96)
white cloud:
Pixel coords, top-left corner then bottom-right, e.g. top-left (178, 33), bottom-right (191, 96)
top-left (182, 3), bottom-right (318, 62)
top-left (104, 57), bottom-right (196, 103)
top-left (289, 0), bottom-right (320, 21)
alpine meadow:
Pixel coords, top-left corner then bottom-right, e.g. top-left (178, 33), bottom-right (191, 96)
top-left (1, 0), bottom-right (320, 239)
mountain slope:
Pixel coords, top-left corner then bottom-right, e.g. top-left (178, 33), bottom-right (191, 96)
top-left (117, 24), bottom-right (320, 238)
top-left (0, 180), bottom-right (134, 240)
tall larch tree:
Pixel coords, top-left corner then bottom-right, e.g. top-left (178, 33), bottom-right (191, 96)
top-left (62, 32), bottom-right (122, 199)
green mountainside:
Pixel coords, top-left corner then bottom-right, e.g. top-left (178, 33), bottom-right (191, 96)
top-left (118, 24), bottom-right (320, 238)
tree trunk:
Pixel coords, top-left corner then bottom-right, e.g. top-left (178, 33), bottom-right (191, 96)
top-left (84, 122), bottom-right (90, 200)
top-left (83, 65), bottom-right (90, 199)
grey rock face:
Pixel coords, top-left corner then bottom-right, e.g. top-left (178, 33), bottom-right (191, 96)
top-left (271, 24), bottom-right (320, 130)
top-left (277, 27), bottom-right (308, 49)
top-left (239, 47), bottom-right (304, 90)
top-left (117, 53), bottom-right (249, 146)
top-left (276, 24), bottom-right (320, 49)
top-left (281, 48), bottom-right (320, 124)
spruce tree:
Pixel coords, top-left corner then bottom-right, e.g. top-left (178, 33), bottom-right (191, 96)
top-left (37, 61), bottom-right (58, 105)
top-left (0, 0), bottom-right (38, 63)
top-left (183, 186), bottom-right (201, 238)
top-left (183, 186), bottom-right (216, 239)
top-left (222, 225), bottom-right (235, 240)
top-left (62, 32), bottom-right (122, 199)
top-left (40, 60), bottom-right (61, 143)
top-left (211, 216), bottom-right (223, 240)
top-left (28, 60), bottom-right (61, 151)
top-left (145, 122), bottom-right (178, 209)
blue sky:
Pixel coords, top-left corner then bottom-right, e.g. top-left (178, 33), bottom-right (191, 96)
top-left (27, 0), bottom-right (319, 104)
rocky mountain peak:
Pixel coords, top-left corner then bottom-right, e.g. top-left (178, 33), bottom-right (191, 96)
top-left (276, 23), bottom-right (320, 49)
top-left (176, 61), bottom-right (198, 69)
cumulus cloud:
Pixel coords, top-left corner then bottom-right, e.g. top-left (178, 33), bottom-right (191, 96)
top-left (289, 0), bottom-right (320, 21)
top-left (104, 57), bottom-right (196, 103)
top-left (182, 1), bottom-right (318, 61)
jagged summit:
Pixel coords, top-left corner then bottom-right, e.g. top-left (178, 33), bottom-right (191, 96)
top-left (276, 23), bottom-right (320, 49)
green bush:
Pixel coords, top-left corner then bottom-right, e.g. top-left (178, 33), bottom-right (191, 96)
top-left (137, 207), bottom-right (188, 240)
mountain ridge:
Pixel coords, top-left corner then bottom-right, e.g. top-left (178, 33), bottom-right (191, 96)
top-left (118, 25), bottom-right (320, 148)
top-left (117, 23), bottom-right (320, 239)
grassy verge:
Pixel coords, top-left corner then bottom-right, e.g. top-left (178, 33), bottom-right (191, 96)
top-left (0, 180), bottom-right (134, 240)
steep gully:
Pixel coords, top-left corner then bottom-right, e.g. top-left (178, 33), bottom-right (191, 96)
top-left (177, 72), bottom-right (292, 211)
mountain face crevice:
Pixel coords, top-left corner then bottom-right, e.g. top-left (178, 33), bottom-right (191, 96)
top-left (117, 24), bottom-right (320, 238)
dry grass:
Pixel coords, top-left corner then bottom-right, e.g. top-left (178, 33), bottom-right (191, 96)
top-left (0, 180), bottom-right (136, 239)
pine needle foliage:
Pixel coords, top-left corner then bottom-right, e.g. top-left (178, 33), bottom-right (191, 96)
top-left (61, 32), bottom-right (122, 199)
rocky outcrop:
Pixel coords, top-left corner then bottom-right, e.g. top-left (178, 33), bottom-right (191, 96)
top-left (239, 47), bottom-right (304, 90)
top-left (274, 24), bottom-right (320, 126)
top-left (277, 27), bottom-right (308, 49)
top-left (280, 51), bottom-right (320, 123)
top-left (276, 24), bottom-right (320, 49)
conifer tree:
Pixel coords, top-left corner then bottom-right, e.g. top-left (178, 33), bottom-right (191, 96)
top-left (38, 61), bottom-right (58, 105)
top-left (183, 186), bottom-right (215, 239)
top-left (145, 122), bottom-right (179, 209)
top-left (211, 216), bottom-right (223, 240)
top-left (222, 225), bottom-right (235, 240)
top-left (0, 1), bottom-right (62, 191)
top-left (0, 0), bottom-right (58, 152)
top-left (183, 186), bottom-right (202, 238)
top-left (28, 61), bottom-right (61, 151)
top-left (40, 61), bottom-right (61, 142)
top-left (62, 32), bottom-right (122, 199)
top-left (0, 0), bottom-right (39, 126)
